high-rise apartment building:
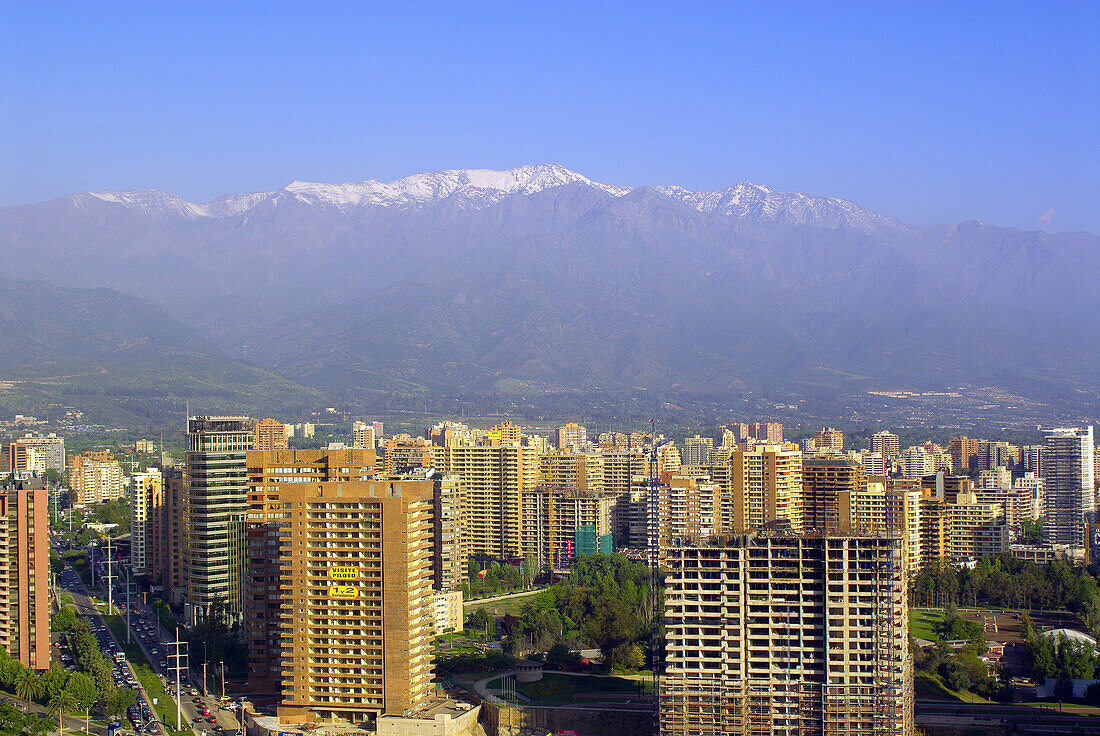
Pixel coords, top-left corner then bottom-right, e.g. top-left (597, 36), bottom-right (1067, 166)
top-left (183, 416), bottom-right (251, 625)
top-left (870, 431), bottom-right (901, 462)
top-left (751, 422), bottom-right (783, 443)
top-left (129, 469), bottom-right (163, 578)
top-left (899, 447), bottom-right (934, 480)
top-left (522, 486), bottom-right (615, 570)
top-left (434, 445), bottom-right (540, 559)
top-left (0, 478), bottom-right (49, 670)
top-left (0, 444), bottom-right (27, 474)
top-left (253, 418), bottom-right (289, 451)
top-left (384, 436), bottom-right (439, 475)
top-left (68, 451), bottom-right (125, 504)
top-left (1023, 445), bottom-right (1044, 476)
top-left (14, 434), bottom-right (66, 474)
top-left (540, 450), bottom-right (605, 494)
top-left (813, 427), bottom-right (844, 453)
top-left (946, 491), bottom-right (1008, 561)
top-left (728, 443), bottom-right (803, 532)
top-left (663, 533), bottom-right (912, 736)
top-left (161, 468), bottom-right (184, 601)
top-left (802, 456), bottom-right (864, 532)
top-left (353, 421), bottom-right (376, 450)
top-left (948, 436), bottom-right (983, 472)
top-left (556, 422), bottom-right (588, 451)
top-left (246, 448), bottom-right (378, 485)
top-left (601, 449), bottom-right (647, 497)
top-left (246, 479), bottom-right (435, 724)
top-left (683, 435), bottom-right (715, 466)
top-left (1043, 427), bottom-right (1095, 547)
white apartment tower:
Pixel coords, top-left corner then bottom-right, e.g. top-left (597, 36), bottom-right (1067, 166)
top-left (1043, 426), bottom-right (1095, 547)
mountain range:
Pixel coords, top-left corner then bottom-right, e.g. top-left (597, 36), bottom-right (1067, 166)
top-left (1, 164), bottom-right (1097, 422)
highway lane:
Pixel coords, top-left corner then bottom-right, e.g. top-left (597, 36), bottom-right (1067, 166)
top-left (60, 560), bottom-right (240, 736)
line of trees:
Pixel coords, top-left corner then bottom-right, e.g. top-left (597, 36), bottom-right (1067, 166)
top-left (50, 616), bottom-right (138, 717)
top-left (909, 555), bottom-right (1100, 640)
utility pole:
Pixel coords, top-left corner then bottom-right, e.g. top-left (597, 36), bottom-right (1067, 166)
top-left (106, 534), bottom-right (113, 613)
top-left (90, 542), bottom-right (95, 588)
top-left (220, 662), bottom-right (225, 699)
top-left (126, 566), bottom-right (131, 644)
top-left (202, 661), bottom-right (207, 698)
top-left (168, 627), bottom-right (188, 732)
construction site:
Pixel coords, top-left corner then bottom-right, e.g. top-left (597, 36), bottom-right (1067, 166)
top-left (660, 530), bottom-right (913, 736)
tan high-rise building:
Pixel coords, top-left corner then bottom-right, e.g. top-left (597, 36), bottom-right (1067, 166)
top-left (871, 431), bottom-right (901, 462)
top-left (0, 444), bottom-right (28, 474)
top-left (0, 479), bottom-right (49, 670)
top-left (601, 449), bottom-right (647, 497)
top-left (751, 422), bottom-right (783, 443)
top-left (556, 422), bottom-right (588, 451)
top-left (489, 420), bottom-right (522, 446)
top-left (246, 479), bottom-right (435, 724)
top-left (813, 427), bottom-right (844, 453)
top-left (918, 492), bottom-right (947, 568)
top-left (384, 436), bottom-right (440, 475)
top-left (253, 418), bottom-right (289, 451)
top-left (728, 443), bottom-right (803, 532)
top-left (68, 451), bottom-right (125, 505)
top-left (161, 468), bottom-right (185, 602)
top-left (129, 470), bottom-right (163, 578)
top-left (946, 491), bottom-right (1008, 561)
top-left (433, 445), bottom-right (539, 559)
top-left (540, 450), bottom-right (605, 494)
top-left (802, 456), bottom-right (864, 532)
top-left (522, 487), bottom-right (616, 570)
top-left (663, 533), bottom-right (912, 736)
top-left (353, 421), bottom-right (376, 450)
top-left (246, 448), bottom-right (378, 485)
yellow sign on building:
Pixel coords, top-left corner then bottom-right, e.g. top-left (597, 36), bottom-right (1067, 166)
top-left (329, 585), bottom-right (358, 599)
top-left (328, 566), bottom-right (359, 580)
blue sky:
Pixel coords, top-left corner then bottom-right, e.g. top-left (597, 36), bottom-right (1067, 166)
top-left (1, 2), bottom-right (1097, 232)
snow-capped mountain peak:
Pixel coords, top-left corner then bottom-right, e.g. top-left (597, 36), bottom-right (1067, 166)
top-left (64, 165), bottom-right (900, 231)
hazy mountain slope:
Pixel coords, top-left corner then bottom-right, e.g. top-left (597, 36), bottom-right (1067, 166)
top-left (1, 165), bottom-right (1097, 407)
top-left (0, 279), bottom-right (325, 424)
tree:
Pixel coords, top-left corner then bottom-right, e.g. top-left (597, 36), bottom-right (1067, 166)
top-left (1032, 636), bottom-right (1056, 680)
top-left (940, 659), bottom-right (971, 692)
top-left (545, 643), bottom-right (581, 671)
top-left (1054, 676), bottom-right (1074, 702)
top-left (104, 688), bottom-right (137, 718)
top-left (584, 595), bottom-right (638, 667)
top-left (46, 690), bottom-right (78, 736)
top-left (41, 666), bottom-right (69, 701)
top-left (51, 608), bottom-right (77, 632)
top-left (62, 673), bottom-right (96, 712)
top-left (14, 670), bottom-right (43, 704)
top-left (1019, 517), bottom-right (1044, 545)
top-left (467, 607), bottom-right (494, 635)
top-left (616, 643), bottom-right (645, 672)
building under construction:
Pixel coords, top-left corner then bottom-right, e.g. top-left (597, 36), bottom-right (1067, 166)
top-left (661, 531), bottom-right (912, 736)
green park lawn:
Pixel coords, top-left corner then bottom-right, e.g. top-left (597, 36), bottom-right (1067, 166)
top-left (909, 609), bottom-right (945, 641)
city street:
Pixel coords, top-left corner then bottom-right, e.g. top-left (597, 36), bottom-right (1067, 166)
top-left (57, 558), bottom-right (241, 736)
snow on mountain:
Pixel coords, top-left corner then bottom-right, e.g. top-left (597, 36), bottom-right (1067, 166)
top-left (67, 165), bottom-right (898, 231)
top-left (74, 190), bottom-right (208, 220)
top-left (655, 182), bottom-right (907, 232)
